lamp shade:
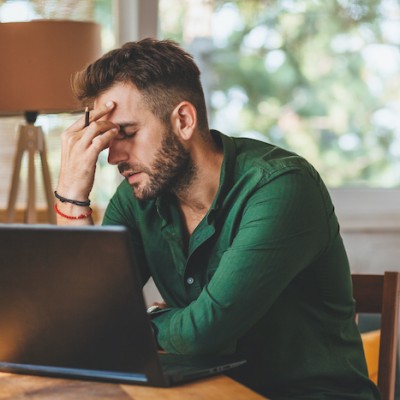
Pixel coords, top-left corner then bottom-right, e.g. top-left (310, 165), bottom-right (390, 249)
top-left (0, 20), bottom-right (102, 115)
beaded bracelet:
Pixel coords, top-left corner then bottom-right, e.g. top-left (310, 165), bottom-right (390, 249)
top-left (54, 203), bottom-right (93, 220)
top-left (54, 190), bottom-right (90, 207)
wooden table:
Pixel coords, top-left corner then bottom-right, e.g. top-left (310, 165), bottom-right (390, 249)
top-left (0, 372), bottom-right (267, 399)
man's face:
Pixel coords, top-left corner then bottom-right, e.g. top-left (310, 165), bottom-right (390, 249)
top-left (96, 82), bottom-right (195, 200)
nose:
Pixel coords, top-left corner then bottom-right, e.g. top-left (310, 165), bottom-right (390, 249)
top-left (108, 138), bottom-right (128, 165)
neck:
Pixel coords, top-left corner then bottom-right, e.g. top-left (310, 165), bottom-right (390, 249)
top-left (175, 140), bottom-right (223, 214)
top-left (174, 136), bottom-right (223, 238)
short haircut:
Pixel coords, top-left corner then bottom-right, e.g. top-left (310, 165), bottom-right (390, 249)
top-left (73, 38), bottom-right (209, 132)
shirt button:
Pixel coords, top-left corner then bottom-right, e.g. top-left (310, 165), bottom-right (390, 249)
top-left (186, 277), bottom-right (194, 285)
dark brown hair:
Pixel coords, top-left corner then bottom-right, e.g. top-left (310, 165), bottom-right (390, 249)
top-left (73, 38), bottom-right (209, 132)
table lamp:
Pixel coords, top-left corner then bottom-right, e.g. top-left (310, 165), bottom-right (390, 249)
top-left (0, 20), bottom-right (101, 223)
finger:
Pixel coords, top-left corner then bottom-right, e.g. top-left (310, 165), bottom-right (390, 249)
top-left (87, 100), bottom-right (116, 125)
top-left (80, 120), bottom-right (119, 146)
top-left (67, 101), bottom-right (115, 131)
top-left (153, 302), bottom-right (168, 309)
top-left (90, 128), bottom-right (119, 152)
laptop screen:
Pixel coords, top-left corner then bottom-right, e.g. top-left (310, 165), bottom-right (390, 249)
top-left (0, 224), bottom-right (164, 384)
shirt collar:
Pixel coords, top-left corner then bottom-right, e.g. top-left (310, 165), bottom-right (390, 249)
top-left (206, 130), bottom-right (236, 223)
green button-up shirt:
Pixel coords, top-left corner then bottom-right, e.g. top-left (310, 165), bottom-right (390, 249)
top-left (103, 130), bottom-right (379, 399)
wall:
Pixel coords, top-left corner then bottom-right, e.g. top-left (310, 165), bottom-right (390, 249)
top-left (330, 188), bottom-right (400, 274)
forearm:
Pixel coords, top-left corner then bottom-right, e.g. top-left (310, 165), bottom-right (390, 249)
top-left (151, 291), bottom-right (238, 355)
top-left (55, 101), bottom-right (118, 226)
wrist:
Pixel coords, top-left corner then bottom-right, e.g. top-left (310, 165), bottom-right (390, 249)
top-left (54, 202), bottom-right (93, 220)
top-left (54, 190), bottom-right (90, 206)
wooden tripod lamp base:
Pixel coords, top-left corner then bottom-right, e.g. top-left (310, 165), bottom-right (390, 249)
top-left (6, 123), bottom-right (56, 224)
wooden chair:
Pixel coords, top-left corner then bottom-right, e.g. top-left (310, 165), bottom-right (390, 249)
top-left (352, 271), bottom-right (400, 400)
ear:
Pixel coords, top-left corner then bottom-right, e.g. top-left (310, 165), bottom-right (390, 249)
top-left (171, 101), bottom-right (197, 141)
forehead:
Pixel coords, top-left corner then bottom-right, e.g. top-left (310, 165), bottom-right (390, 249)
top-left (95, 82), bottom-right (148, 121)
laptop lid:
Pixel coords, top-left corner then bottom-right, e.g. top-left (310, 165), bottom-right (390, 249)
top-left (0, 224), bottom-right (168, 385)
top-left (0, 224), bottom-right (245, 386)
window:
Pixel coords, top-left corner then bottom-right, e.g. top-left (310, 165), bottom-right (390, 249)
top-left (159, 0), bottom-right (400, 188)
top-left (2, 0), bottom-right (399, 226)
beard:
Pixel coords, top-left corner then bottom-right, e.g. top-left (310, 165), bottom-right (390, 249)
top-left (118, 127), bottom-right (196, 201)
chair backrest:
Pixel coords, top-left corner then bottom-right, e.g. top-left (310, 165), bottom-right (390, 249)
top-left (352, 271), bottom-right (400, 400)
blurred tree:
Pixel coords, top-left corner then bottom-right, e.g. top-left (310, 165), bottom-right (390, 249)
top-left (160, 0), bottom-right (400, 187)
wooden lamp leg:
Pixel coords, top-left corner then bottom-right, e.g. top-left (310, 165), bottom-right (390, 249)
top-left (6, 124), bottom-right (56, 224)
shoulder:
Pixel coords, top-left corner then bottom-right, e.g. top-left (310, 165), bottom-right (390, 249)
top-left (228, 135), bottom-right (319, 185)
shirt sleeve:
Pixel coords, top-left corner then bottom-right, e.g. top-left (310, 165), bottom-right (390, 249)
top-left (152, 169), bottom-right (335, 355)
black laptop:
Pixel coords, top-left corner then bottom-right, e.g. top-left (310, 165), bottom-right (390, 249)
top-left (0, 224), bottom-right (245, 386)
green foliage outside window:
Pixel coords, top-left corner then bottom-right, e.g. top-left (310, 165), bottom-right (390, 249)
top-left (160, 0), bottom-right (400, 187)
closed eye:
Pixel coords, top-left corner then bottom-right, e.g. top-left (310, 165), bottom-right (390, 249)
top-left (115, 126), bottom-right (137, 140)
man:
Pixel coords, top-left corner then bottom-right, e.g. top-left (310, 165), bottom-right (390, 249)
top-left (56, 38), bottom-right (380, 399)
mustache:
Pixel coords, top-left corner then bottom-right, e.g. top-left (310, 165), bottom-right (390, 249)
top-left (118, 162), bottom-right (136, 174)
top-left (118, 162), bottom-right (151, 176)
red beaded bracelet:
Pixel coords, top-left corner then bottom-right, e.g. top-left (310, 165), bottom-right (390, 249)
top-left (54, 203), bottom-right (93, 220)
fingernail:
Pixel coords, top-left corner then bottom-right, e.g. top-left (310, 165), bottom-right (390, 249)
top-left (106, 101), bottom-right (114, 108)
